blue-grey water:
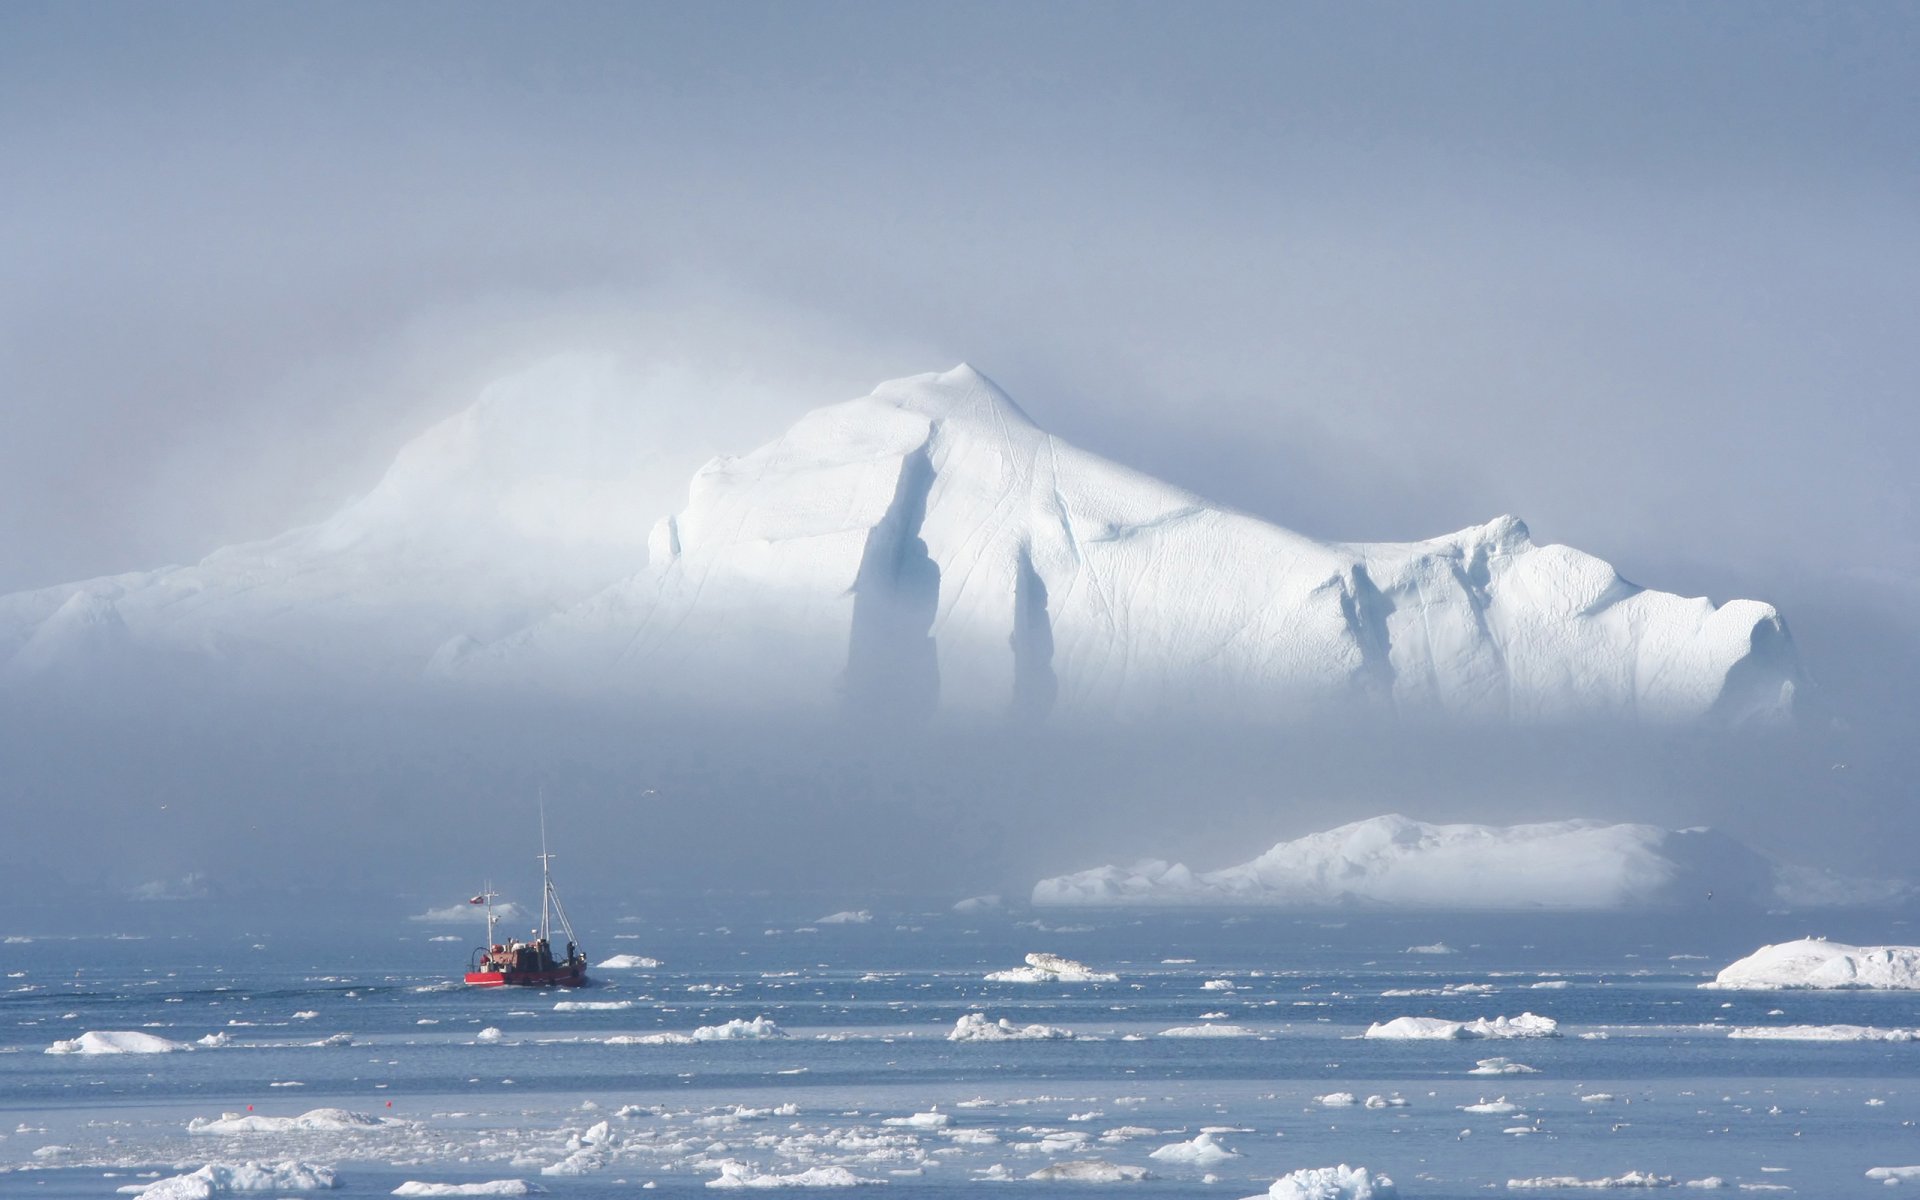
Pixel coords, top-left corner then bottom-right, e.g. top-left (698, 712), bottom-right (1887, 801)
top-left (5, 906), bottom-right (1919, 1197)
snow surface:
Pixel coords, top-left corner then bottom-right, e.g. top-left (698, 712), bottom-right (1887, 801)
top-left (47, 1030), bottom-right (190, 1055)
top-left (1244, 1164), bottom-right (1397, 1200)
top-left (1365, 1013), bottom-right (1559, 1040)
top-left (948, 1013), bottom-right (1073, 1041)
top-left (6, 365), bottom-right (1796, 727)
top-left (984, 952), bottom-right (1117, 982)
top-left (1705, 938), bottom-right (1920, 989)
top-left (1033, 815), bottom-right (1843, 910)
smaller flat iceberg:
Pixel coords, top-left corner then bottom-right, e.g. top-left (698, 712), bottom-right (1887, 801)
top-left (123, 1161), bottom-right (337, 1198)
top-left (392, 1185), bottom-right (541, 1197)
top-left (1705, 938), bottom-right (1920, 989)
top-left (949, 1013), bottom-right (1073, 1041)
top-left (705, 1160), bottom-right (877, 1188)
top-left (1727, 1024), bottom-right (1918, 1041)
top-left (985, 952), bottom-right (1117, 982)
top-left (189, 1108), bottom-right (394, 1134)
top-left (48, 1030), bottom-right (190, 1055)
top-left (1365, 1013), bottom-right (1559, 1040)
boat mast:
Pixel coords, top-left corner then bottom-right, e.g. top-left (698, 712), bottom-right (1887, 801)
top-left (538, 804), bottom-right (554, 945)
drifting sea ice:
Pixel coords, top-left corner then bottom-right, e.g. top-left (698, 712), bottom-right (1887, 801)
top-left (1469, 1057), bottom-right (1540, 1075)
top-left (391, 1184), bottom-right (541, 1197)
top-left (552, 1000), bottom-right (632, 1011)
top-left (1149, 1131), bottom-right (1242, 1165)
top-left (1725, 1024), bottom-right (1919, 1041)
top-left (948, 1013), bottom-right (1073, 1041)
top-left (1364, 1013), bottom-right (1559, 1040)
top-left (122, 1160), bottom-right (338, 1198)
top-left (596, 954), bottom-right (661, 969)
top-left (1160, 1023), bottom-right (1258, 1037)
top-left (1246, 1163), bottom-right (1397, 1199)
top-left (607, 1016), bottom-right (787, 1044)
top-left (1025, 1159), bottom-right (1152, 1182)
top-left (1867, 1167), bottom-right (1920, 1184)
top-left (47, 1030), bottom-right (190, 1054)
top-left (984, 952), bottom-right (1117, 982)
top-left (1705, 938), bottom-right (1920, 989)
top-left (188, 1107), bottom-right (394, 1134)
top-left (1505, 1172), bottom-right (1675, 1188)
top-left (815, 910), bottom-right (873, 924)
top-left (706, 1160), bottom-right (879, 1187)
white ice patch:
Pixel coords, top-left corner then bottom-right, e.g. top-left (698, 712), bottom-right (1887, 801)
top-left (1364, 1013), bottom-right (1559, 1040)
top-left (949, 1013), bottom-right (1073, 1041)
top-left (1726, 1024), bottom-right (1919, 1041)
top-left (553, 1000), bottom-right (633, 1011)
top-left (1469, 1057), bottom-right (1540, 1075)
top-left (985, 952), bottom-right (1117, 983)
top-left (1706, 938), bottom-right (1920, 990)
top-left (1026, 1160), bottom-right (1152, 1182)
top-left (597, 955), bottom-right (662, 969)
top-left (1507, 1172), bottom-right (1674, 1188)
top-left (125, 1160), bottom-right (337, 1198)
top-left (1149, 1131), bottom-right (1241, 1165)
top-left (47, 1030), bottom-right (190, 1055)
top-left (815, 910), bottom-right (873, 924)
top-left (189, 1108), bottom-right (394, 1134)
top-left (391, 1184), bottom-right (541, 1197)
top-left (1867, 1167), bottom-right (1920, 1184)
top-left (1159, 1023), bottom-right (1258, 1038)
top-left (609, 1016), bottom-right (788, 1044)
top-left (1246, 1163), bottom-right (1397, 1199)
top-left (705, 1160), bottom-right (878, 1187)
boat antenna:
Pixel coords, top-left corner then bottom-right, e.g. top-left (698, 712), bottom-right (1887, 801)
top-left (537, 795), bottom-right (554, 945)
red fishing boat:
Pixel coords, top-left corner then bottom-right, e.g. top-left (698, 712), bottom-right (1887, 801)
top-left (464, 821), bottom-right (588, 987)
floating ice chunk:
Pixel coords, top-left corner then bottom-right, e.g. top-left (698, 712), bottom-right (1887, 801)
top-left (189, 1108), bottom-right (393, 1134)
top-left (553, 1000), bottom-right (632, 1011)
top-left (1682, 1179), bottom-right (1726, 1189)
top-left (1247, 1163), bottom-right (1397, 1199)
top-left (1363, 1095), bottom-right (1408, 1109)
top-left (985, 952), bottom-right (1117, 982)
top-left (610, 1016), bottom-right (788, 1045)
top-left (391, 1185), bottom-right (541, 1197)
top-left (949, 1013), bottom-right (1073, 1041)
top-left (953, 894), bottom-right (1002, 913)
top-left (307, 1033), bottom-right (354, 1047)
top-left (47, 1030), bottom-right (189, 1055)
top-left (1867, 1167), bottom-right (1920, 1184)
top-left (291, 1011), bottom-right (318, 1020)
top-left (1315, 1093), bottom-right (1358, 1107)
top-left (475, 1027), bottom-right (504, 1044)
top-left (1364, 1013), bottom-right (1559, 1040)
top-left (1706, 939), bottom-right (1920, 990)
top-left (197, 1033), bottom-right (231, 1048)
top-left (816, 910), bottom-right (873, 924)
top-left (1727, 1024), bottom-right (1919, 1041)
top-left (1460, 1097), bottom-right (1521, 1115)
top-left (882, 1111), bottom-right (950, 1128)
top-left (1470, 1057), bottom-right (1540, 1075)
top-left (1407, 943), bottom-right (1457, 955)
top-left (597, 955), bottom-right (662, 969)
top-left (1506, 1172), bottom-right (1673, 1188)
top-left (1149, 1131), bottom-right (1241, 1165)
top-left (1203, 979), bottom-right (1236, 991)
top-left (129, 1160), bottom-right (337, 1198)
top-left (1160, 1023), bottom-right (1257, 1038)
top-left (1025, 1160), bottom-right (1151, 1182)
top-left (705, 1160), bottom-right (878, 1187)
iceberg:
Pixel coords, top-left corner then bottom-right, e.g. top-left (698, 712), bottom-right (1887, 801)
top-left (608, 1016), bottom-right (788, 1044)
top-left (985, 952), bottom-right (1117, 983)
top-left (949, 1013), bottom-right (1073, 1041)
top-left (1025, 1160), bottom-right (1152, 1182)
top-left (1365, 1013), bottom-right (1559, 1040)
top-left (128, 1161), bottom-right (337, 1198)
top-left (1705, 938), bottom-right (1920, 989)
top-left (188, 1108), bottom-right (394, 1134)
top-left (1149, 1131), bottom-right (1241, 1165)
top-left (1506, 1173), bottom-right (1674, 1189)
top-left (705, 1160), bottom-right (878, 1188)
top-left (47, 1030), bottom-right (190, 1055)
top-left (1726, 1024), bottom-right (1919, 1041)
top-left (391, 1185), bottom-right (541, 1197)
top-left (1244, 1164), bottom-right (1397, 1200)
top-left (5, 365), bottom-right (1798, 730)
top-left (1033, 814), bottom-right (1829, 911)
top-left (596, 954), bottom-right (661, 969)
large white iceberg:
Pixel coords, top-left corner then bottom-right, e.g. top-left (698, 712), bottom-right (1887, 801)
top-left (48, 1030), bottom-right (191, 1055)
top-left (1705, 938), bottom-right (1920, 989)
top-left (985, 952), bottom-right (1117, 982)
top-left (127, 1161), bottom-right (337, 1198)
top-left (1034, 814), bottom-right (1848, 910)
top-left (4, 365), bottom-right (1797, 728)
top-left (1244, 1164), bottom-right (1397, 1200)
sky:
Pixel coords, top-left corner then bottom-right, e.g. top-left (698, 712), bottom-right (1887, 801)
top-left (2, 3), bottom-right (1917, 908)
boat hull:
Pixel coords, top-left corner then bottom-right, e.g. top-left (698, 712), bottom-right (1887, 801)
top-left (464, 965), bottom-right (588, 988)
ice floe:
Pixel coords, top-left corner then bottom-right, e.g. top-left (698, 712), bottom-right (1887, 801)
top-left (815, 910), bottom-right (873, 924)
top-left (1246, 1163), bottom-right (1397, 1199)
top-left (123, 1160), bottom-right (337, 1198)
top-left (1726, 1024), bottom-right (1918, 1041)
top-left (1149, 1131), bottom-right (1241, 1165)
top-left (1159, 1023), bottom-right (1257, 1038)
top-left (48, 1030), bottom-right (190, 1055)
top-left (392, 1184), bottom-right (541, 1197)
top-left (1364, 1013), bottom-right (1559, 1040)
top-left (1506, 1172), bottom-right (1674, 1188)
top-left (1026, 1159), bottom-right (1151, 1182)
top-left (607, 1016), bottom-right (788, 1044)
top-left (706, 1160), bottom-right (878, 1187)
top-left (984, 952), bottom-right (1117, 983)
top-left (597, 955), bottom-right (661, 969)
top-left (189, 1107), bottom-right (395, 1134)
top-left (1705, 938), bottom-right (1920, 990)
top-left (1469, 1057), bottom-right (1540, 1075)
top-left (949, 1013), bottom-right (1073, 1041)
top-left (1868, 1167), bottom-right (1920, 1184)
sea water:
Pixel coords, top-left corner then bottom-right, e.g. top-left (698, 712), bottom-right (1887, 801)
top-left (4, 907), bottom-right (1918, 1197)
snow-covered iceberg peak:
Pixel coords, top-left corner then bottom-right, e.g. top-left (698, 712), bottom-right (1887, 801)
top-left (1031, 814), bottom-right (1859, 911)
top-left (448, 364), bottom-right (1798, 727)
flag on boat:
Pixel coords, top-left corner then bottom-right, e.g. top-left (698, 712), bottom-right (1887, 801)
top-left (469, 895), bottom-right (486, 905)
